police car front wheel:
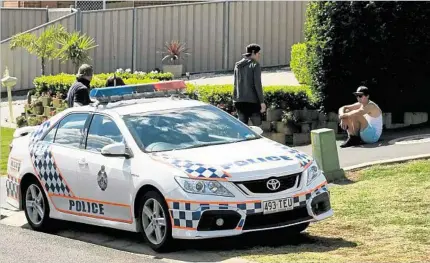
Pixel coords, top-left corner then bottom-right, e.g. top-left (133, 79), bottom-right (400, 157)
top-left (23, 178), bottom-right (52, 231)
top-left (138, 190), bottom-right (174, 252)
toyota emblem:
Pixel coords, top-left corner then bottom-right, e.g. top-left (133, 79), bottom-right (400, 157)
top-left (266, 178), bottom-right (281, 191)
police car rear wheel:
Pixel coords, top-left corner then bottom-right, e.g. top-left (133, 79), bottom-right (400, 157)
top-left (138, 191), bottom-right (174, 252)
top-left (23, 178), bottom-right (51, 231)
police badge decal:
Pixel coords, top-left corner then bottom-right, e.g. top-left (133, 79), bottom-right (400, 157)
top-left (97, 165), bottom-right (108, 191)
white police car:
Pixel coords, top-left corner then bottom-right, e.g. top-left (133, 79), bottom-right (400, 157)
top-left (6, 81), bottom-right (332, 252)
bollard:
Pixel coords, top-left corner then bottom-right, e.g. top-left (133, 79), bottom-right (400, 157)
top-left (1, 68), bottom-right (18, 124)
top-left (311, 128), bottom-right (345, 182)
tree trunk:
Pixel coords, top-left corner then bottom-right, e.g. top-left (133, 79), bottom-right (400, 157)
top-left (41, 57), bottom-right (45, 76)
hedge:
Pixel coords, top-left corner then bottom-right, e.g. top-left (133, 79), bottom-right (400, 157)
top-left (290, 43), bottom-right (311, 85)
top-left (304, 1), bottom-right (430, 115)
top-left (18, 82), bottom-right (314, 127)
top-left (33, 71), bottom-right (174, 97)
top-left (186, 84), bottom-right (316, 112)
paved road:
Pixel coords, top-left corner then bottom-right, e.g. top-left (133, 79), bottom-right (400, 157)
top-left (0, 223), bottom-right (162, 263)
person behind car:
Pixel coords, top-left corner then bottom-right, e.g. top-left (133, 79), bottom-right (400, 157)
top-left (105, 75), bottom-right (126, 87)
top-left (233, 43), bottom-right (266, 126)
top-left (338, 86), bottom-right (383, 148)
top-left (66, 64), bottom-right (94, 107)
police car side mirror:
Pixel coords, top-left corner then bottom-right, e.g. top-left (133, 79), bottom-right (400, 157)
top-left (101, 143), bottom-right (132, 158)
top-left (249, 126), bottom-right (263, 135)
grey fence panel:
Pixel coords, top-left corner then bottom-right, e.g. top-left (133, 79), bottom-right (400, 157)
top-left (0, 8), bottom-right (47, 40)
top-left (1, 1), bottom-right (308, 92)
top-left (46, 14), bottom-right (78, 76)
top-left (81, 8), bottom-right (134, 74)
top-left (227, 1), bottom-right (307, 70)
top-left (48, 8), bottom-right (74, 21)
top-left (0, 12), bottom-right (77, 92)
top-left (135, 1), bottom-right (225, 73)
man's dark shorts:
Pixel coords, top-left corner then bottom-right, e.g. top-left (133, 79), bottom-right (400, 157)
top-left (234, 102), bottom-right (262, 126)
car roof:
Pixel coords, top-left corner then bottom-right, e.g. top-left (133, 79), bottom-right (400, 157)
top-left (67, 97), bottom-right (208, 116)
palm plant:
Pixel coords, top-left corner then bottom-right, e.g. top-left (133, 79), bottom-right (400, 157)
top-left (55, 32), bottom-right (98, 72)
top-left (10, 24), bottom-right (68, 75)
top-left (160, 40), bottom-right (190, 65)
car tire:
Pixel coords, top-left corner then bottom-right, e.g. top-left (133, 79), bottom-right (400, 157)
top-left (23, 177), bottom-right (53, 232)
top-left (138, 190), bottom-right (175, 252)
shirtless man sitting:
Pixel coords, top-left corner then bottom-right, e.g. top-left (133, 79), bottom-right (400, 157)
top-left (338, 86), bottom-right (383, 148)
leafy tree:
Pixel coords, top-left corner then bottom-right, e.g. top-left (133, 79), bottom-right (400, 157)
top-left (55, 32), bottom-right (98, 72)
top-left (9, 24), bottom-right (68, 75)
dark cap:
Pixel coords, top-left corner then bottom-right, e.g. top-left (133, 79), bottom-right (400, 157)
top-left (76, 64), bottom-right (94, 78)
top-left (242, 43), bottom-right (261, 57)
top-left (353, 86), bottom-right (369, 96)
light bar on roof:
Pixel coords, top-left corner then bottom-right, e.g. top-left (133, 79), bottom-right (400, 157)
top-left (89, 80), bottom-right (187, 104)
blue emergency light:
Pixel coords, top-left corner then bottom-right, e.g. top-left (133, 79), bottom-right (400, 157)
top-left (90, 80), bottom-right (187, 104)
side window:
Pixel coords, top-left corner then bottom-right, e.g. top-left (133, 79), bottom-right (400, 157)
top-left (42, 123), bottom-right (59, 143)
top-left (86, 114), bottom-right (124, 153)
top-left (54, 113), bottom-right (89, 148)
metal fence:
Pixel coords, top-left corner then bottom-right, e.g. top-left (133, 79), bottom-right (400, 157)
top-left (0, 8), bottom-right (47, 40)
top-left (48, 8), bottom-right (74, 21)
top-left (83, 0), bottom-right (307, 74)
top-left (1, 1), bottom-right (307, 91)
top-left (0, 12), bottom-right (77, 92)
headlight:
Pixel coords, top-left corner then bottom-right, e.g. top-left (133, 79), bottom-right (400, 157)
top-left (174, 177), bottom-right (235, 197)
top-left (306, 162), bottom-right (321, 185)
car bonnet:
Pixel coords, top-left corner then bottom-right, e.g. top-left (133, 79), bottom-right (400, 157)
top-left (148, 138), bottom-right (313, 182)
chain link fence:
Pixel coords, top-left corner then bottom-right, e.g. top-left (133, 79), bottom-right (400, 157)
top-left (75, 1), bottom-right (104, 11)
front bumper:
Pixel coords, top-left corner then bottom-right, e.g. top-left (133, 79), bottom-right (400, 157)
top-left (167, 181), bottom-right (332, 239)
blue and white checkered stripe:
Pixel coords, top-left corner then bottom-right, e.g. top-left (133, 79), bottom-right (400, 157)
top-left (167, 200), bottom-right (260, 229)
top-left (6, 175), bottom-right (19, 200)
top-left (151, 153), bottom-right (230, 180)
top-left (168, 183), bottom-right (328, 230)
top-left (29, 141), bottom-right (73, 197)
top-left (29, 120), bottom-right (51, 145)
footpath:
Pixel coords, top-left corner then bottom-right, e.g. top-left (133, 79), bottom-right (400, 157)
top-left (295, 126), bottom-right (430, 168)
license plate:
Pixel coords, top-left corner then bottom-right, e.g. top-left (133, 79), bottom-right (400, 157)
top-left (263, 198), bottom-right (293, 214)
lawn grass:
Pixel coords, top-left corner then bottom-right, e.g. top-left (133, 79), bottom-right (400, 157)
top-left (238, 159), bottom-right (430, 263)
top-left (0, 127), bottom-right (15, 175)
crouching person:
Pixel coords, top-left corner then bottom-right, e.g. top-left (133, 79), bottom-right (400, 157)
top-left (338, 86), bottom-right (383, 148)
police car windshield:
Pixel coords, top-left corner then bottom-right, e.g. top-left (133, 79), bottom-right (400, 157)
top-left (122, 105), bottom-right (260, 152)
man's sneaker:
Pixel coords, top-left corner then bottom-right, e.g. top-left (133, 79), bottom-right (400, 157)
top-left (340, 135), bottom-right (362, 148)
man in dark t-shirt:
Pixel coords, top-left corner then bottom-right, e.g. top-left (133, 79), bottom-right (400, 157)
top-left (66, 64), bottom-right (94, 108)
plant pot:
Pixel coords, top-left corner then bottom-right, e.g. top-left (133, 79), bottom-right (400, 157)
top-left (276, 121), bottom-right (296, 135)
top-left (41, 96), bottom-right (52, 107)
top-left (266, 108), bottom-right (283, 122)
top-left (33, 104), bottom-right (44, 115)
top-left (162, 64), bottom-right (183, 79)
top-left (52, 98), bottom-right (61, 108)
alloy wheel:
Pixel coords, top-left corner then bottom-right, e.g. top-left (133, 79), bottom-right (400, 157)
top-left (25, 184), bottom-right (45, 225)
top-left (141, 198), bottom-right (167, 245)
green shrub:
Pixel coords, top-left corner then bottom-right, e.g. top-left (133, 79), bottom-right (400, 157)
top-left (290, 43), bottom-right (311, 85)
top-left (33, 71), bottom-right (173, 96)
top-left (305, 1), bottom-right (430, 114)
top-left (185, 84), bottom-right (316, 112)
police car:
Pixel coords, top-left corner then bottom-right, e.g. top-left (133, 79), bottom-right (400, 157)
top-left (6, 80), bottom-right (332, 252)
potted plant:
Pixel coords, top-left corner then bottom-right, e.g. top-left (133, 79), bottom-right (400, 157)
top-left (32, 99), bottom-right (44, 115)
top-left (159, 40), bottom-right (190, 78)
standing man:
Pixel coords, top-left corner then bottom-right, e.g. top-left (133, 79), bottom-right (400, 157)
top-left (338, 86), bottom-right (383, 148)
top-left (233, 43), bottom-right (266, 126)
top-left (66, 64), bottom-right (94, 107)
